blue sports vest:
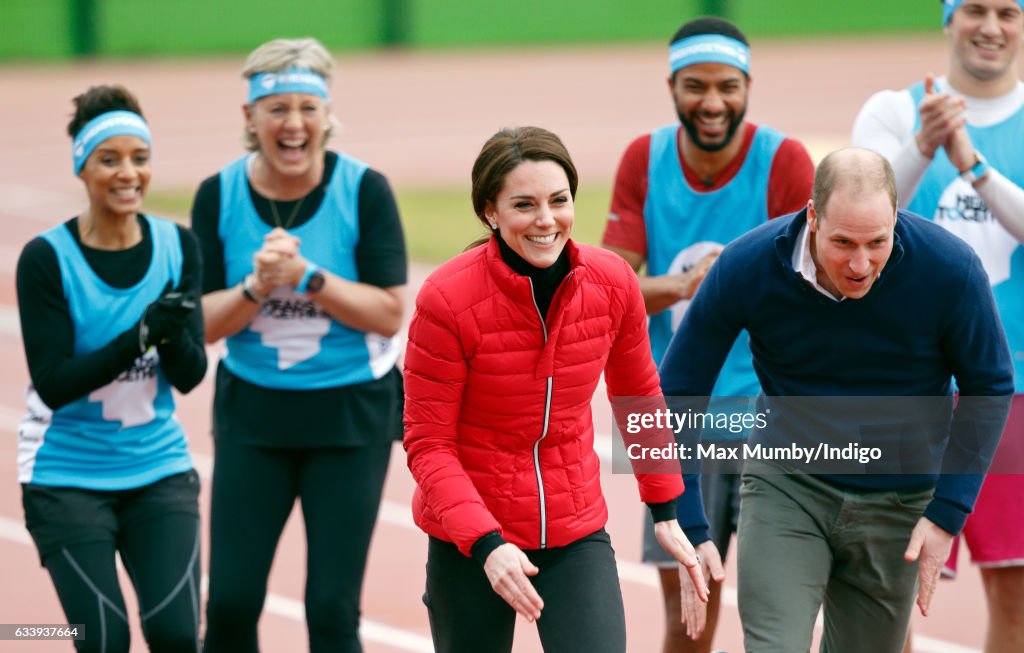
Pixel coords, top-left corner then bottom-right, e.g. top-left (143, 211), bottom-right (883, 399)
top-left (645, 123), bottom-right (784, 401)
top-left (18, 216), bottom-right (192, 489)
top-left (219, 154), bottom-right (399, 390)
top-left (908, 83), bottom-right (1024, 392)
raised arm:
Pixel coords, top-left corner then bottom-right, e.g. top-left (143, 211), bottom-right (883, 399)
top-left (851, 86), bottom-right (935, 208)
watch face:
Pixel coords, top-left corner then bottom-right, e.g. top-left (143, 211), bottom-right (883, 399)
top-left (307, 270), bottom-right (325, 293)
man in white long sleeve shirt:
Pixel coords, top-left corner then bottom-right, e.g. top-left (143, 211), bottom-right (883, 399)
top-left (852, 2), bottom-right (1023, 652)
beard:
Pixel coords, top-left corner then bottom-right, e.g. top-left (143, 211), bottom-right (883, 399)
top-left (677, 105), bottom-right (747, 153)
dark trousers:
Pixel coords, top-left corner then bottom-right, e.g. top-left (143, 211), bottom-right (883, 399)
top-left (202, 439), bottom-right (391, 653)
top-left (424, 529), bottom-right (627, 653)
top-left (23, 470), bottom-right (202, 653)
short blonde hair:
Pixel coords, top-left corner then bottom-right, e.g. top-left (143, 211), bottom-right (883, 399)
top-left (241, 37), bottom-right (338, 151)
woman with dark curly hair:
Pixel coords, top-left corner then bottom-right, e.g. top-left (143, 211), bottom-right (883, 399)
top-left (16, 84), bottom-right (206, 652)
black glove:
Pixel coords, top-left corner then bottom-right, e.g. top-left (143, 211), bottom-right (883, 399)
top-left (138, 278), bottom-right (197, 350)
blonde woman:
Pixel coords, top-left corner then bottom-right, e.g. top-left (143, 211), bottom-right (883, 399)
top-left (191, 38), bottom-right (407, 652)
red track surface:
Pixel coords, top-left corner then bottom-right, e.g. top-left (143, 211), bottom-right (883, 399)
top-left (0, 35), bottom-right (999, 651)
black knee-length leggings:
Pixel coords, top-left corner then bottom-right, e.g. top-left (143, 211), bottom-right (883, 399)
top-left (424, 529), bottom-right (627, 653)
top-left (202, 439), bottom-right (392, 653)
top-left (24, 470), bottom-right (202, 653)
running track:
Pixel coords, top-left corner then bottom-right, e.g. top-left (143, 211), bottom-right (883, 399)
top-left (0, 35), bottom-right (997, 651)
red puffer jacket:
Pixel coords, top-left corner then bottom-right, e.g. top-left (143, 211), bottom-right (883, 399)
top-left (404, 237), bottom-right (684, 556)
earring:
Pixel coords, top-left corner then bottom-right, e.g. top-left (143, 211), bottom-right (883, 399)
top-left (489, 221), bottom-right (498, 230)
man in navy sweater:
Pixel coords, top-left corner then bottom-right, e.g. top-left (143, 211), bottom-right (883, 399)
top-left (660, 147), bottom-right (1013, 651)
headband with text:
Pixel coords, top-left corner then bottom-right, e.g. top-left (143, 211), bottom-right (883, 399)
top-left (943, 0), bottom-right (1024, 25)
top-left (669, 33), bottom-right (750, 75)
top-left (248, 66), bottom-right (329, 103)
top-left (72, 110), bottom-right (151, 175)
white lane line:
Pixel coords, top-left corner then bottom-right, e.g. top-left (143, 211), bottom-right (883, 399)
top-left (0, 408), bottom-right (431, 652)
top-left (0, 305), bottom-right (18, 339)
top-left (0, 514), bottom-right (32, 545)
top-left (0, 515), bottom-right (433, 652)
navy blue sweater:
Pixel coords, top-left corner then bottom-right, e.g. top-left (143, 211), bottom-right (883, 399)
top-left (661, 209), bottom-right (1013, 543)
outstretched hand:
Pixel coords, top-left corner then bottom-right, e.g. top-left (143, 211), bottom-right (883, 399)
top-left (676, 248), bottom-right (723, 300)
top-left (904, 516), bottom-right (954, 617)
top-left (653, 519), bottom-right (712, 638)
top-left (483, 543), bottom-right (544, 622)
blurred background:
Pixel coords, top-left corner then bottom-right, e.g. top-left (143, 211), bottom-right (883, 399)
top-left (1, 0), bottom-right (942, 59)
top-left (0, 0), bottom-right (951, 263)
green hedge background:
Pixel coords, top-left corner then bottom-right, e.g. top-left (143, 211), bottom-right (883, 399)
top-left (2, 0), bottom-right (941, 61)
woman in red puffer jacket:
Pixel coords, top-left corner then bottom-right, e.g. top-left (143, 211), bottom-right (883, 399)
top-left (404, 126), bottom-right (708, 653)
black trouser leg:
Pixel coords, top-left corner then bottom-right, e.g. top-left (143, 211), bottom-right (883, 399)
top-left (203, 441), bottom-right (298, 653)
top-left (45, 542), bottom-right (132, 653)
top-left (423, 529), bottom-right (627, 653)
top-left (532, 529), bottom-right (626, 653)
top-left (118, 471), bottom-right (202, 653)
top-left (424, 536), bottom-right (516, 653)
top-left (299, 444), bottom-right (392, 653)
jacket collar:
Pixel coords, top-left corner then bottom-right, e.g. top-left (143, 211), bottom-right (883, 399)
top-left (484, 235), bottom-right (586, 301)
top-left (484, 236), bottom-right (586, 380)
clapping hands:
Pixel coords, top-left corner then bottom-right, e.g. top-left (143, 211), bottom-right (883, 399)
top-left (140, 276), bottom-right (196, 349)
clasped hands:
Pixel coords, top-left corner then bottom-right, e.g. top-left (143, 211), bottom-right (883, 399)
top-left (250, 227), bottom-right (307, 296)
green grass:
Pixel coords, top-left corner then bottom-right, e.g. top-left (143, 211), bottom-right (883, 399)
top-left (144, 184), bottom-right (613, 265)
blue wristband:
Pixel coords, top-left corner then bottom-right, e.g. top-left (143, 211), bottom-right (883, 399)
top-left (296, 261), bottom-right (320, 294)
top-left (960, 153), bottom-right (991, 185)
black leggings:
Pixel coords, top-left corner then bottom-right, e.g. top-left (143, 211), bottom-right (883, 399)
top-left (424, 529), bottom-right (627, 653)
top-left (24, 472), bottom-right (201, 653)
top-left (202, 439), bottom-right (392, 653)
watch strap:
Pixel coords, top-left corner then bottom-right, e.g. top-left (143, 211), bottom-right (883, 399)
top-left (296, 261), bottom-right (320, 294)
top-left (242, 274), bottom-right (268, 304)
top-left (960, 153), bottom-right (990, 184)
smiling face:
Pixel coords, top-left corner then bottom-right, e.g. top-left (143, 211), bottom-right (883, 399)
top-left (245, 92), bottom-right (329, 180)
top-left (670, 61), bottom-right (749, 152)
top-left (78, 134), bottom-right (151, 220)
top-left (807, 187), bottom-right (896, 300)
top-left (486, 159), bottom-right (574, 268)
top-left (948, 0), bottom-right (1024, 84)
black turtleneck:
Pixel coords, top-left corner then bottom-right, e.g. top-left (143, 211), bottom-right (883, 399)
top-left (495, 232), bottom-right (571, 323)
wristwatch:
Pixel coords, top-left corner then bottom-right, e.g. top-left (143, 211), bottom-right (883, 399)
top-left (242, 273), bottom-right (268, 304)
top-left (959, 152), bottom-right (991, 185)
top-left (306, 269), bottom-right (326, 294)
top-left (296, 262), bottom-right (325, 294)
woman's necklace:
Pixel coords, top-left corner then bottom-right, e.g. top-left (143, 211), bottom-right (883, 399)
top-left (268, 194), bottom-right (306, 230)
top-left (255, 153), bottom-right (309, 230)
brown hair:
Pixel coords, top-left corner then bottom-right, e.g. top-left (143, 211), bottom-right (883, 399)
top-left (812, 147), bottom-right (897, 219)
top-left (67, 85), bottom-right (144, 139)
top-left (467, 126), bottom-right (578, 248)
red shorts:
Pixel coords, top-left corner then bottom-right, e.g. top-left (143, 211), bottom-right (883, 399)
top-left (944, 394), bottom-right (1024, 577)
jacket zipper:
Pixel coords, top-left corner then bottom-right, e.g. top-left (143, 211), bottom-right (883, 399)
top-left (529, 279), bottom-right (552, 549)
